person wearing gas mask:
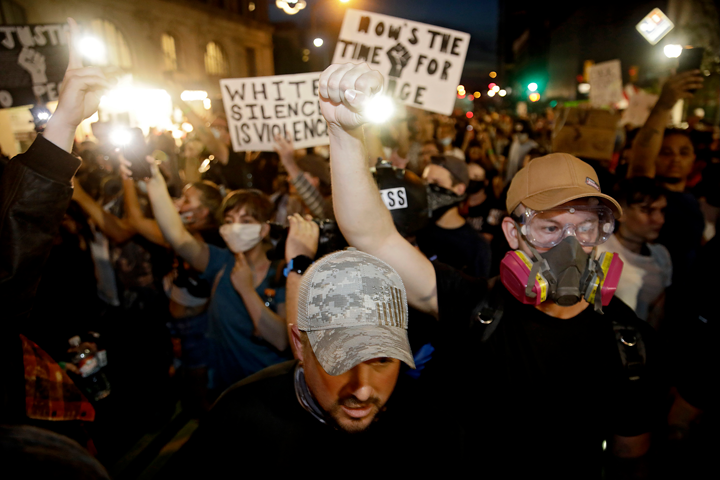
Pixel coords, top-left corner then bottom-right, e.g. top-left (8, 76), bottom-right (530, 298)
top-left (318, 62), bottom-right (664, 478)
top-left (417, 155), bottom-right (491, 278)
top-left (143, 156), bottom-right (290, 394)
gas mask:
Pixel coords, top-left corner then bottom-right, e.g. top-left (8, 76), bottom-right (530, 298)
top-left (499, 206), bottom-right (623, 313)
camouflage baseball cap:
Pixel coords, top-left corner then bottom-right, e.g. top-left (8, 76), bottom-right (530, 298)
top-left (297, 248), bottom-right (416, 376)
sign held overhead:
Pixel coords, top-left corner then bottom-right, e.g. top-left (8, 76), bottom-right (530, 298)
top-left (588, 59), bottom-right (623, 108)
top-left (220, 72), bottom-right (329, 152)
top-left (332, 9), bottom-right (470, 116)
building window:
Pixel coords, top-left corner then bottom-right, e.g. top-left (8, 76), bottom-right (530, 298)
top-left (205, 41), bottom-right (228, 76)
top-left (89, 19), bottom-right (132, 68)
top-left (162, 33), bottom-right (178, 72)
top-left (246, 47), bottom-right (257, 77)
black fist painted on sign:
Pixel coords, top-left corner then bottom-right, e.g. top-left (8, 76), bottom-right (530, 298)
top-left (386, 43), bottom-right (411, 78)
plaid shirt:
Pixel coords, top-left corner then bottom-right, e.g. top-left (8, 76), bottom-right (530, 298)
top-left (21, 334), bottom-right (95, 422)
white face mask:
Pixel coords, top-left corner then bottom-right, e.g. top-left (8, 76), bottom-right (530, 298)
top-left (219, 223), bottom-right (263, 253)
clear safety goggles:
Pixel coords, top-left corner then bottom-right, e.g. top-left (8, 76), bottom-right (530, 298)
top-left (516, 205), bottom-right (615, 249)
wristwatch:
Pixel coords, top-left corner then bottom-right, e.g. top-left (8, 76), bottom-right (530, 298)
top-left (283, 255), bottom-right (314, 277)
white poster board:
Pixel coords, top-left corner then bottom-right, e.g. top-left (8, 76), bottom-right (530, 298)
top-left (220, 72), bottom-right (328, 152)
top-left (332, 9), bottom-right (470, 115)
top-left (588, 60), bottom-right (623, 108)
top-left (621, 90), bottom-right (659, 128)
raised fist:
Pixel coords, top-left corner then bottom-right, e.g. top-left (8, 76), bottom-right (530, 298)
top-left (318, 63), bottom-right (384, 131)
top-left (18, 47), bottom-right (48, 84)
top-left (386, 43), bottom-right (411, 78)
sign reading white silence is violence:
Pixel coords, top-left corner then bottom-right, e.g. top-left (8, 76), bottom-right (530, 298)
top-left (332, 9), bottom-right (470, 116)
top-left (0, 24), bottom-right (69, 108)
top-left (220, 72), bottom-right (328, 152)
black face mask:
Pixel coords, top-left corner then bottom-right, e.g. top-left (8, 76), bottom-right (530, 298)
top-left (466, 180), bottom-right (488, 195)
top-left (427, 184), bottom-right (466, 221)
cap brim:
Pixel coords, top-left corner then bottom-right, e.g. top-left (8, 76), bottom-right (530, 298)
top-left (521, 186), bottom-right (622, 218)
top-left (307, 325), bottom-right (416, 376)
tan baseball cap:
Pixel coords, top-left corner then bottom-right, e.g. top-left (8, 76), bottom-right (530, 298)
top-left (506, 153), bottom-right (622, 217)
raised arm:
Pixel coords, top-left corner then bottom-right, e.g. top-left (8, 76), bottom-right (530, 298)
top-left (143, 158), bottom-right (209, 272)
top-left (319, 63), bottom-right (438, 315)
top-left (629, 70), bottom-right (704, 178)
top-left (72, 180), bottom-right (136, 243)
top-left (121, 174), bottom-right (169, 247)
top-left (274, 135), bottom-right (327, 219)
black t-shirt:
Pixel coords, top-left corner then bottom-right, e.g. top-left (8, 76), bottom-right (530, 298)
top-left (162, 360), bottom-right (465, 477)
top-left (433, 262), bottom-right (664, 477)
top-left (416, 222), bottom-right (491, 278)
top-left (657, 190), bottom-right (704, 285)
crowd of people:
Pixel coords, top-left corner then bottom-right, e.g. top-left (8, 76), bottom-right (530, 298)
top-left (1, 20), bottom-right (718, 479)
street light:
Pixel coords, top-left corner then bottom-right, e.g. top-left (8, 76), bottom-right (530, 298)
top-left (313, 38), bottom-right (324, 47)
top-left (664, 44), bottom-right (683, 58)
top-left (276, 0), bottom-right (306, 15)
top-left (528, 82), bottom-right (538, 92)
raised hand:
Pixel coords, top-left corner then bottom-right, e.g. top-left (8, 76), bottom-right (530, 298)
top-left (656, 70), bottom-right (704, 110)
top-left (45, 18), bottom-right (114, 152)
top-left (273, 134), bottom-right (295, 165)
top-left (318, 63), bottom-right (384, 132)
top-left (285, 214), bottom-right (319, 263)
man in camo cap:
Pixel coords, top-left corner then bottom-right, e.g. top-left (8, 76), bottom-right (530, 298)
top-left (292, 247), bottom-right (415, 432)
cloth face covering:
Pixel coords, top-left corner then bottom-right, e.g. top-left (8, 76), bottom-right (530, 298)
top-left (219, 223), bottom-right (263, 253)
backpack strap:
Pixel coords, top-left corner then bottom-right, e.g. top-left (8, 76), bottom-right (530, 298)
top-left (470, 276), bottom-right (505, 342)
top-left (612, 319), bottom-right (647, 382)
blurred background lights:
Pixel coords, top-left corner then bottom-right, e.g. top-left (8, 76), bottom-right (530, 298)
top-left (578, 83), bottom-right (591, 94)
top-left (528, 82), bottom-right (538, 92)
top-left (663, 44), bottom-right (683, 58)
top-left (529, 92), bottom-right (541, 102)
top-left (491, 85), bottom-right (500, 92)
top-left (110, 128), bottom-right (132, 146)
top-left (498, 89), bottom-right (507, 97)
top-left (203, 98), bottom-right (212, 110)
top-left (466, 111), bottom-right (474, 118)
top-left (181, 122), bottom-right (194, 132)
top-left (473, 91), bottom-right (481, 98)
top-left (313, 38), bottom-right (324, 47)
top-left (364, 95), bottom-right (394, 123)
top-left (180, 90), bottom-right (208, 101)
top-left (489, 71), bottom-right (497, 78)
top-left (487, 90), bottom-right (496, 97)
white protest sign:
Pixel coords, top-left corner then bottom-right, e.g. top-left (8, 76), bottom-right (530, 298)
top-left (332, 9), bottom-right (470, 115)
top-left (621, 90), bottom-right (659, 128)
top-left (220, 72), bottom-right (328, 152)
top-left (588, 60), bottom-right (623, 108)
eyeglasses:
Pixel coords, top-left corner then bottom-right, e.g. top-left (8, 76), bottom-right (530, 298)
top-left (515, 205), bottom-right (615, 248)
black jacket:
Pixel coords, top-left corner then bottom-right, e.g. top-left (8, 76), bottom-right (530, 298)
top-left (0, 136), bottom-right (80, 422)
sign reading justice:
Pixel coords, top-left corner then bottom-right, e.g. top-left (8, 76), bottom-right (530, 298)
top-left (332, 9), bottom-right (470, 116)
top-left (220, 72), bottom-right (328, 152)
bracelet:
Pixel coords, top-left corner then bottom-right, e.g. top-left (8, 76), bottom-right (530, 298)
top-left (283, 255), bottom-right (314, 277)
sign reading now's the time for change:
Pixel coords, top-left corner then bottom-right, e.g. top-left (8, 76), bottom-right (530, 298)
top-left (332, 9), bottom-right (470, 116)
top-left (220, 72), bottom-right (328, 152)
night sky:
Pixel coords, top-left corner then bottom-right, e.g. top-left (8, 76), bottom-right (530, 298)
top-left (268, 0), bottom-right (498, 84)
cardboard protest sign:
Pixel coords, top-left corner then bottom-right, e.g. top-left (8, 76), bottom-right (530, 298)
top-left (588, 60), bottom-right (623, 108)
top-left (552, 108), bottom-right (620, 161)
top-left (332, 9), bottom-right (470, 116)
top-left (220, 72), bottom-right (328, 152)
top-left (0, 24), bottom-right (69, 108)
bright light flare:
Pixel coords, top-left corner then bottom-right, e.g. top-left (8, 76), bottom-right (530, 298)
top-left (181, 90), bottom-right (208, 101)
top-left (499, 89), bottom-right (507, 97)
top-left (489, 71), bottom-right (497, 78)
top-left (181, 122), bottom-right (194, 132)
top-left (488, 83), bottom-right (497, 90)
top-left (78, 36), bottom-right (105, 63)
top-left (203, 98), bottom-right (212, 110)
top-left (364, 95), bottom-right (395, 123)
top-left (457, 85), bottom-right (465, 92)
top-left (199, 158), bottom-right (212, 173)
top-left (529, 92), bottom-right (541, 102)
top-left (276, 0), bottom-right (306, 15)
top-left (466, 112), bottom-right (474, 119)
top-left (487, 90), bottom-right (496, 97)
top-left (37, 111), bottom-right (50, 120)
top-left (492, 85), bottom-right (500, 93)
top-left (474, 91), bottom-right (481, 98)
top-left (171, 129), bottom-right (184, 139)
top-left (110, 129), bottom-right (132, 146)
top-left (664, 44), bottom-right (683, 58)
top-left (528, 82), bottom-right (538, 92)
top-left (578, 83), bottom-right (591, 94)
top-left (313, 38), bottom-right (324, 47)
